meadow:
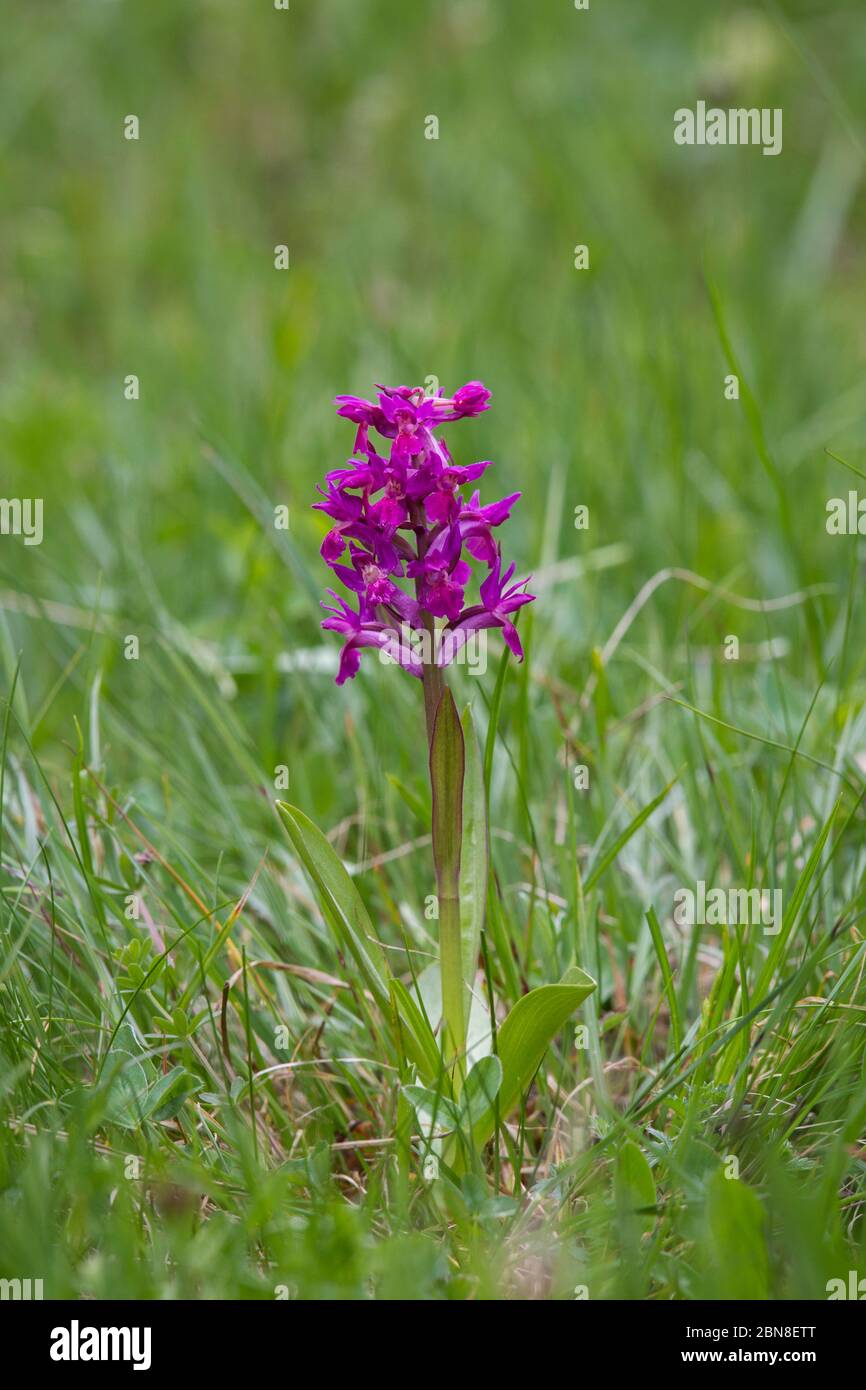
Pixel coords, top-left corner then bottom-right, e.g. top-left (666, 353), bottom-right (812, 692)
top-left (2, 0), bottom-right (866, 1301)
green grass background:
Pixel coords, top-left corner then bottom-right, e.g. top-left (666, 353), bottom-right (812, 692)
top-left (2, 0), bottom-right (866, 1299)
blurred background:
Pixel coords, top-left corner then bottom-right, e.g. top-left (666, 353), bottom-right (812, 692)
top-left (2, 0), bottom-right (866, 813)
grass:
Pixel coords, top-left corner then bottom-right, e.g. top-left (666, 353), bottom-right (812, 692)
top-left (2, 0), bottom-right (866, 1300)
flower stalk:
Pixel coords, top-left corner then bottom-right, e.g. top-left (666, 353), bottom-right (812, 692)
top-left (419, 619), bottom-right (445, 748)
top-left (429, 687), bottom-right (465, 1073)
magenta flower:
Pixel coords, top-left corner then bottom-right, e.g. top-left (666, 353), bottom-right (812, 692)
top-left (445, 556), bottom-right (536, 661)
top-left (320, 590), bottom-right (423, 685)
top-left (458, 488), bottom-right (522, 565)
top-left (316, 381), bottom-right (534, 684)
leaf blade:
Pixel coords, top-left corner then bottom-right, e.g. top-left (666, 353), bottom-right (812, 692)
top-left (584, 777), bottom-right (677, 892)
top-left (472, 967), bottom-right (596, 1147)
top-left (277, 802), bottom-right (390, 1011)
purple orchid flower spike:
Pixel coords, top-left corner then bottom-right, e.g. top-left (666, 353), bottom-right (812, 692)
top-left (315, 380), bottom-right (535, 709)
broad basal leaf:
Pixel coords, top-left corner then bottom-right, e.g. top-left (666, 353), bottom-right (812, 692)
top-left (616, 1139), bottom-right (657, 1235)
top-left (702, 1168), bottom-right (769, 1299)
top-left (403, 1084), bottom-right (460, 1141)
top-left (460, 1054), bottom-right (502, 1131)
top-left (472, 966), bottom-right (596, 1147)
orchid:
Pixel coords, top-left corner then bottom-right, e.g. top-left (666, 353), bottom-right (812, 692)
top-left (279, 382), bottom-right (595, 1184)
top-left (316, 381), bottom-right (535, 718)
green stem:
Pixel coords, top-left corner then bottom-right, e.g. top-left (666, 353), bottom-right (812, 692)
top-left (428, 686), bottom-right (466, 1081)
top-left (438, 885), bottom-right (464, 1077)
top-left (420, 619), bottom-right (445, 748)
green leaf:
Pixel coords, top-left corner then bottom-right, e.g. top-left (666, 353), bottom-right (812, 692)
top-left (389, 978), bottom-right (442, 1083)
top-left (171, 1006), bottom-right (189, 1038)
top-left (645, 906), bottom-right (682, 1055)
top-left (150, 1073), bottom-right (204, 1123)
top-left (460, 1054), bottom-right (502, 1130)
top-left (459, 705), bottom-right (488, 998)
top-left (616, 1139), bottom-right (657, 1235)
top-left (138, 1063), bottom-right (187, 1117)
top-left (584, 777), bottom-right (677, 892)
top-left (472, 966), bottom-right (596, 1146)
top-left (102, 1022), bottom-right (154, 1129)
top-left (403, 1084), bottom-right (460, 1139)
top-left (413, 962), bottom-right (493, 1070)
top-left (483, 646), bottom-right (511, 796)
top-left (702, 1169), bottom-right (769, 1299)
top-left (385, 772), bottom-right (428, 826)
top-left (277, 802), bottom-right (390, 1011)
top-left (756, 799), bottom-right (838, 995)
